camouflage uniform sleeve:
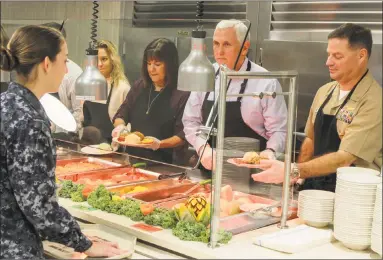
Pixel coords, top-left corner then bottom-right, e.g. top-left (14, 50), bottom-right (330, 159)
top-left (7, 120), bottom-right (92, 252)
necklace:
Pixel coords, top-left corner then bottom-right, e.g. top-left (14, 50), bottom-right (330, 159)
top-left (146, 86), bottom-right (163, 115)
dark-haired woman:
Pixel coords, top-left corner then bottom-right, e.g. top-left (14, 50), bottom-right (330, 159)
top-left (112, 38), bottom-right (190, 164)
top-left (0, 25), bottom-right (126, 259)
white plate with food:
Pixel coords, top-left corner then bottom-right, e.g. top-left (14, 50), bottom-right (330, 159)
top-left (227, 151), bottom-right (267, 168)
top-left (81, 143), bottom-right (114, 155)
top-left (113, 131), bottom-right (155, 148)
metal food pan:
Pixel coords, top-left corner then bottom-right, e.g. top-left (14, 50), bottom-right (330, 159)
top-left (43, 223), bottom-right (136, 259)
top-left (131, 182), bottom-right (207, 203)
top-left (56, 157), bottom-right (122, 176)
top-left (108, 178), bottom-right (194, 197)
top-left (155, 191), bottom-right (279, 211)
top-left (58, 167), bottom-right (159, 186)
top-left (155, 197), bottom-right (188, 209)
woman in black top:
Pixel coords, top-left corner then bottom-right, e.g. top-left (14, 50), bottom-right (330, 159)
top-left (0, 25), bottom-right (125, 259)
top-left (112, 38), bottom-right (190, 164)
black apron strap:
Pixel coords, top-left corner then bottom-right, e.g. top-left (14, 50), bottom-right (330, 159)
top-left (106, 82), bottom-right (114, 106)
top-left (203, 60), bottom-right (252, 104)
top-left (334, 69), bottom-right (369, 117)
top-left (237, 60), bottom-right (251, 102)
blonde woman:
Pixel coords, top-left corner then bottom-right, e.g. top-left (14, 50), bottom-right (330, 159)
top-left (82, 40), bottom-right (131, 143)
top-left (97, 40), bottom-right (131, 119)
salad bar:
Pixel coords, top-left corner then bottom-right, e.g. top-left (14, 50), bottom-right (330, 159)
top-left (54, 151), bottom-right (287, 257)
top-left (53, 148), bottom-right (381, 260)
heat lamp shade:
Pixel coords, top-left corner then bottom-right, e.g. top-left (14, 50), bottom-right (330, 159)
top-left (177, 35), bottom-right (215, 92)
top-left (75, 55), bottom-right (108, 101)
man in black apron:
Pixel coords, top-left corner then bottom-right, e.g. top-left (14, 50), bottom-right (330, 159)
top-left (300, 70), bottom-right (368, 192)
top-left (202, 60), bottom-right (268, 151)
top-left (252, 23), bottom-right (382, 190)
top-left (198, 60), bottom-right (268, 174)
top-left (183, 20), bottom-right (288, 172)
top-left (82, 83), bottom-right (115, 143)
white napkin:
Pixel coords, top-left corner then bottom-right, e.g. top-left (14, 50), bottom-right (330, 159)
top-left (253, 224), bottom-right (334, 254)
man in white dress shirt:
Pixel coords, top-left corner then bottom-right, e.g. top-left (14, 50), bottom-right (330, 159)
top-left (42, 22), bottom-right (83, 135)
top-left (182, 20), bottom-right (288, 170)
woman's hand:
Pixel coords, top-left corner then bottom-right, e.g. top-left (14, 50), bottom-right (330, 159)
top-left (113, 118), bottom-right (126, 128)
top-left (84, 240), bottom-right (129, 258)
top-left (144, 136), bottom-right (161, 151)
top-left (111, 124), bottom-right (126, 138)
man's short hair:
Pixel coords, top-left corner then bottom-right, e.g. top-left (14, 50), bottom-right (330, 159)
top-left (215, 19), bottom-right (249, 44)
top-left (41, 22), bottom-right (66, 39)
top-left (328, 23), bottom-right (372, 58)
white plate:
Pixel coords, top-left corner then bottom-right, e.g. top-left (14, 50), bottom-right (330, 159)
top-left (337, 172), bottom-right (381, 184)
top-left (227, 158), bottom-right (263, 169)
top-left (81, 145), bottom-right (114, 155)
top-left (40, 93), bottom-right (76, 132)
top-left (337, 167), bottom-right (381, 176)
top-left (299, 190), bottom-right (335, 199)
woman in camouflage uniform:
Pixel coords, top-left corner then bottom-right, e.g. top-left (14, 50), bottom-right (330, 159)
top-left (0, 25), bottom-right (127, 259)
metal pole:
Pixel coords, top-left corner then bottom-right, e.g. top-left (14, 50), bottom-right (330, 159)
top-left (209, 67), bottom-right (228, 248)
top-left (279, 76), bottom-right (297, 229)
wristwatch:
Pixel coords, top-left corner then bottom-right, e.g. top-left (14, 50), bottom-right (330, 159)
top-left (291, 163), bottom-right (300, 179)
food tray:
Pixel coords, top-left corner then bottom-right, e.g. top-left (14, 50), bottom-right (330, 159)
top-left (58, 167), bottom-right (159, 186)
top-left (154, 191), bottom-right (278, 212)
top-left (131, 182), bottom-right (205, 203)
top-left (56, 157), bottom-right (122, 176)
top-left (107, 178), bottom-right (194, 197)
top-left (219, 212), bottom-right (281, 235)
top-left (43, 223), bottom-right (136, 259)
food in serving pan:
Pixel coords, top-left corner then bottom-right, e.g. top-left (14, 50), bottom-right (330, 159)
top-left (75, 173), bottom-right (149, 186)
top-left (56, 162), bottom-right (106, 175)
top-left (193, 185), bottom-right (275, 218)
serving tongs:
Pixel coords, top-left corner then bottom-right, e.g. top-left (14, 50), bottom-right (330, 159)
top-left (152, 179), bottom-right (212, 206)
top-left (249, 202), bottom-right (281, 217)
top-left (158, 171), bottom-right (187, 181)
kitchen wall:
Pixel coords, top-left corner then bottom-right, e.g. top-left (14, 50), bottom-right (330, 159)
top-left (1, 1), bottom-right (125, 67)
top-left (2, 0), bottom-right (382, 135)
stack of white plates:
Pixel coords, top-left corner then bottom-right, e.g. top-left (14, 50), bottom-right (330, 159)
top-left (297, 190), bottom-right (335, 228)
top-left (224, 137), bottom-right (260, 152)
top-left (371, 183), bottom-right (382, 256)
top-left (334, 171), bottom-right (381, 251)
top-left (337, 166), bottom-right (380, 176)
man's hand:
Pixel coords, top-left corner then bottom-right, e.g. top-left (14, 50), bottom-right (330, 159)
top-left (260, 149), bottom-right (276, 160)
top-left (251, 159), bottom-right (285, 184)
top-left (199, 144), bottom-right (216, 170)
